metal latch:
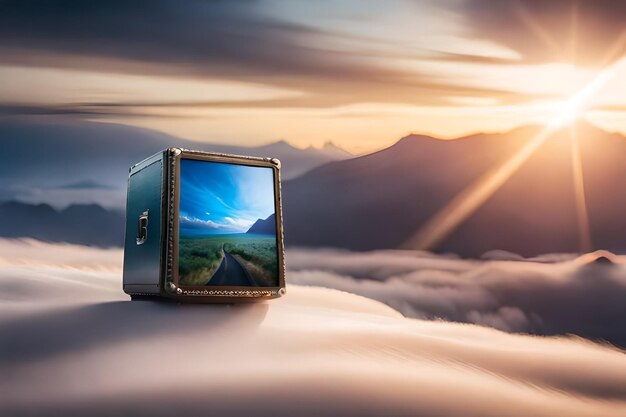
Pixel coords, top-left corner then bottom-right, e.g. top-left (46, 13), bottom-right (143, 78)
top-left (136, 210), bottom-right (149, 245)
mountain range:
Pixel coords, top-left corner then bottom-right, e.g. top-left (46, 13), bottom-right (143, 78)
top-left (0, 118), bottom-right (352, 208)
top-left (1, 120), bottom-right (624, 257)
top-left (283, 121), bottom-right (626, 256)
top-left (0, 201), bottom-right (124, 247)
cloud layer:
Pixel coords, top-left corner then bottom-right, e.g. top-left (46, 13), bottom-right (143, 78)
top-left (0, 0), bottom-right (570, 111)
top-left (0, 0), bottom-right (435, 106)
top-left (287, 248), bottom-right (626, 346)
top-left (1, 239), bottom-right (626, 416)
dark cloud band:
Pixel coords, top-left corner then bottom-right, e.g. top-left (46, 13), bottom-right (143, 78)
top-left (0, 0), bottom-right (568, 110)
top-left (459, 0), bottom-right (626, 66)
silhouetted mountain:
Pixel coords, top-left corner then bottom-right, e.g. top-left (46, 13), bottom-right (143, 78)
top-left (4, 120), bottom-right (624, 256)
top-left (0, 201), bottom-right (124, 246)
top-left (306, 141), bottom-right (354, 159)
top-left (283, 121), bottom-right (626, 257)
top-left (246, 214), bottom-right (276, 235)
top-left (0, 118), bottom-right (352, 208)
top-left (251, 140), bottom-right (352, 178)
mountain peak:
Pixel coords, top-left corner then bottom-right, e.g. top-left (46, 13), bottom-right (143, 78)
top-left (272, 139), bottom-right (298, 149)
top-left (62, 203), bottom-right (111, 215)
top-left (252, 139), bottom-right (301, 153)
top-left (318, 141), bottom-right (353, 157)
top-left (393, 133), bottom-right (441, 147)
top-left (0, 200), bottom-right (56, 213)
top-left (391, 120), bottom-right (613, 148)
top-left (322, 140), bottom-right (343, 151)
top-left (246, 213), bottom-right (276, 235)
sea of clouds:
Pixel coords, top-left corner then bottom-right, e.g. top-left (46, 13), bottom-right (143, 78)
top-left (1, 239), bottom-right (625, 416)
top-left (288, 248), bottom-right (626, 346)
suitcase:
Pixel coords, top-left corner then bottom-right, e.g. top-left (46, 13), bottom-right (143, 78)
top-left (122, 148), bottom-right (286, 302)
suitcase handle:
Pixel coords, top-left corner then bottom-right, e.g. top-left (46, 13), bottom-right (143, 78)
top-left (136, 210), bottom-right (149, 245)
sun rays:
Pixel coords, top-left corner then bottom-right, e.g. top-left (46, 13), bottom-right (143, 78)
top-left (404, 23), bottom-right (626, 252)
top-left (569, 126), bottom-right (592, 252)
top-left (403, 121), bottom-right (556, 251)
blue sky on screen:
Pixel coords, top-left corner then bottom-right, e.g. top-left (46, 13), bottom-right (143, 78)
top-left (179, 159), bottom-right (275, 236)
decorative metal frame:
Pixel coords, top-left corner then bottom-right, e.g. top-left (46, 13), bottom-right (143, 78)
top-left (161, 148), bottom-right (286, 302)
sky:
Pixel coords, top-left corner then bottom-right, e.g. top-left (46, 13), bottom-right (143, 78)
top-left (0, 0), bottom-right (625, 153)
top-left (179, 159), bottom-right (276, 235)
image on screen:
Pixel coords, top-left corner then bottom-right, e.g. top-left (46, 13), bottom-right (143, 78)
top-left (178, 159), bottom-right (279, 287)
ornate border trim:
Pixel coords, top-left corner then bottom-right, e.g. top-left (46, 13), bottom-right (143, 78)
top-left (181, 289), bottom-right (285, 297)
top-left (164, 148), bottom-right (180, 294)
top-left (162, 148), bottom-right (286, 299)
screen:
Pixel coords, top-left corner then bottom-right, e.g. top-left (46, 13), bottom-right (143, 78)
top-left (178, 158), bottom-right (279, 287)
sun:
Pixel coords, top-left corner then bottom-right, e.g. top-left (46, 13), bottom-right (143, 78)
top-left (404, 58), bottom-right (623, 252)
top-left (549, 63), bottom-right (620, 130)
top-left (402, 1), bottom-right (626, 253)
top-left (549, 97), bottom-right (586, 129)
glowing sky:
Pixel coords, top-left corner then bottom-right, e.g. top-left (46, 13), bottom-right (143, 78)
top-left (0, 0), bottom-right (625, 152)
top-left (179, 159), bottom-right (276, 235)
